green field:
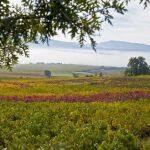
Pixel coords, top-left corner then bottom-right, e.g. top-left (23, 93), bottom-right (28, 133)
top-left (0, 64), bottom-right (125, 77)
top-left (0, 100), bottom-right (149, 150)
top-left (0, 76), bottom-right (150, 149)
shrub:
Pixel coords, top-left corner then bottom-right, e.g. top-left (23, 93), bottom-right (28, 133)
top-left (44, 70), bottom-right (51, 78)
top-left (72, 73), bottom-right (79, 78)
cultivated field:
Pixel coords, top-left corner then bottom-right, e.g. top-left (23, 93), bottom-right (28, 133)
top-left (0, 64), bottom-right (125, 77)
top-left (0, 76), bottom-right (150, 149)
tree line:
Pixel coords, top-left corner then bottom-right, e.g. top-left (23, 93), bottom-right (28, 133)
top-left (125, 56), bottom-right (150, 76)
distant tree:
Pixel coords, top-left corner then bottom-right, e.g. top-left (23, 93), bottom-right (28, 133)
top-left (72, 73), bottom-right (79, 78)
top-left (125, 56), bottom-right (150, 76)
top-left (99, 72), bottom-right (103, 77)
top-left (44, 70), bottom-right (51, 78)
top-left (94, 72), bottom-right (98, 76)
top-left (124, 69), bottom-right (132, 76)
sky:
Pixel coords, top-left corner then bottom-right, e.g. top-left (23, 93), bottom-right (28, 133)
top-left (99, 2), bottom-right (150, 45)
top-left (9, 0), bottom-right (150, 66)
top-left (10, 0), bottom-right (150, 44)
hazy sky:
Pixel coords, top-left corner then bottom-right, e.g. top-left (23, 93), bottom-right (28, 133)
top-left (10, 0), bottom-right (150, 66)
top-left (10, 0), bottom-right (150, 44)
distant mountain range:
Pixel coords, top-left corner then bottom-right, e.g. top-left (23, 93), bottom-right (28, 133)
top-left (97, 41), bottom-right (150, 52)
top-left (29, 40), bottom-right (150, 52)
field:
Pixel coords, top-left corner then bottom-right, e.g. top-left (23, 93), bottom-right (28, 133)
top-left (0, 64), bottom-right (125, 77)
top-left (0, 76), bottom-right (150, 149)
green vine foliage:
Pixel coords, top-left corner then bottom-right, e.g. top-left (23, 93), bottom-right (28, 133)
top-left (0, 0), bottom-right (150, 69)
top-left (0, 101), bottom-right (146, 149)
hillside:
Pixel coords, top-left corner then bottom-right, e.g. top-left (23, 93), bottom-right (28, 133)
top-left (0, 64), bottom-right (125, 77)
top-left (97, 40), bottom-right (150, 51)
top-left (29, 40), bottom-right (150, 52)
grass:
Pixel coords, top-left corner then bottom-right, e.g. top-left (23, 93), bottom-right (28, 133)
top-left (0, 76), bottom-right (150, 149)
top-left (0, 100), bottom-right (149, 149)
top-left (0, 64), bottom-right (124, 77)
top-left (0, 76), bottom-right (150, 97)
top-left (0, 64), bottom-right (97, 77)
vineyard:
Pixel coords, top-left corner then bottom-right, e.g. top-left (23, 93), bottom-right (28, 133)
top-left (0, 76), bottom-right (150, 149)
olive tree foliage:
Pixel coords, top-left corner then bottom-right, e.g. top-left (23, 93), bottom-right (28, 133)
top-left (0, 0), bottom-right (150, 69)
top-left (44, 70), bottom-right (51, 78)
top-left (125, 56), bottom-right (150, 76)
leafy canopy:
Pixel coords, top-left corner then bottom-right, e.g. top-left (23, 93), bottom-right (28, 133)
top-left (125, 56), bottom-right (150, 76)
top-left (0, 0), bottom-right (150, 69)
top-left (44, 70), bottom-right (51, 78)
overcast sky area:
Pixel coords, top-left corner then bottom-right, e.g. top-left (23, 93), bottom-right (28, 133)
top-left (10, 0), bottom-right (150, 66)
top-left (10, 0), bottom-right (150, 44)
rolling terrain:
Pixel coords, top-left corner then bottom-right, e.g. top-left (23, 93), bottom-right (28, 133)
top-left (0, 64), bottom-right (125, 77)
top-left (30, 40), bottom-right (150, 52)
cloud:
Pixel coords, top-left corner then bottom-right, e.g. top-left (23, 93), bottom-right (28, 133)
top-left (98, 1), bottom-right (150, 44)
top-left (9, 0), bottom-right (150, 44)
